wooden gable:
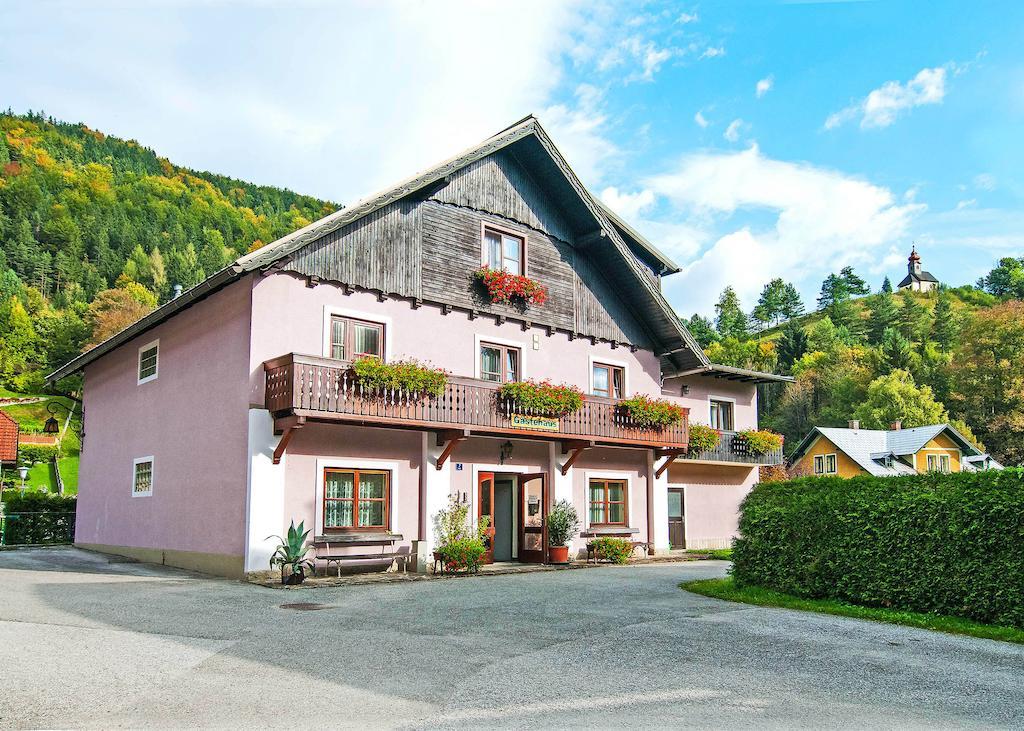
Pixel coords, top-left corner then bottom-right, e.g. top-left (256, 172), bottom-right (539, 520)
top-left (281, 147), bottom-right (655, 347)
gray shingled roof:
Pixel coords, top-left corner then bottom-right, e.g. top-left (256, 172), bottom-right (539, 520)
top-left (898, 270), bottom-right (939, 287)
top-left (792, 423), bottom-right (982, 476)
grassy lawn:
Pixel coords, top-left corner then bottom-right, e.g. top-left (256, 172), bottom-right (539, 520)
top-left (0, 391), bottom-right (81, 495)
top-left (682, 577), bottom-right (1024, 645)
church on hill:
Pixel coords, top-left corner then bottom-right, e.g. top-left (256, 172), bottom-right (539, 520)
top-left (898, 246), bottom-right (939, 293)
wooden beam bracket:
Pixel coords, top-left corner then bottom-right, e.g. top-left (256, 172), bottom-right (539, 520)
top-left (272, 416), bottom-right (305, 465)
top-left (560, 440), bottom-right (595, 476)
top-left (435, 429), bottom-right (470, 471)
top-left (654, 448), bottom-right (686, 478)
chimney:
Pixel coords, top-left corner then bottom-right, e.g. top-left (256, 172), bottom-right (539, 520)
top-left (172, 283), bottom-right (183, 299)
top-left (848, 420), bottom-right (859, 430)
top-left (890, 420), bottom-right (902, 431)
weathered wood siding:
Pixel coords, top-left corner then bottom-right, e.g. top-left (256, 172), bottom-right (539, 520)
top-left (283, 200), bottom-right (421, 299)
top-left (281, 149), bottom-right (652, 347)
top-left (431, 152), bottom-right (575, 242)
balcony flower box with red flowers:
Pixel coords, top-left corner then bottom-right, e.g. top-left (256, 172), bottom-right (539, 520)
top-left (618, 395), bottom-right (686, 430)
top-left (498, 379), bottom-right (584, 417)
top-left (474, 266), bottom-right (548, 307)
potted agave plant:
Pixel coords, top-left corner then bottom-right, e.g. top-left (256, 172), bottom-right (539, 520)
top-left (546, 499), bottom-right (580, 564)
top-left (267, 520), bottom-right (316, 585)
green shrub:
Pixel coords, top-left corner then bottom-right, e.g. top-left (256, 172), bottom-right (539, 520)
top-left (619, 395), bottom-right (685, 429)
top-left (498, 379), bottom-right (583, 417)
top-left (735, 429), bottom-right (783, 455)
top-left (547, 499), bottom-right (580, 547)
top-left (437, 538), bottom-right (486, 572)
top-left (17, 443), bottom-right (58, 465)
top-left (1, 490), bottom-right (76, 545)
top-left (688, 423), bottom-right (721, 453)
top-left (590, 536), bottom-right (634, 564)
top-left (732, 470), bottom-right (1024, 628)
top-left (353, 357), bottom-right (447, 398)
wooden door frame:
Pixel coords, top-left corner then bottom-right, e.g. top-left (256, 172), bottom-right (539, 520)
top-left (478, 471), bottom-right (496, 564)
top-left (517, 472), bottom-right (548, 563)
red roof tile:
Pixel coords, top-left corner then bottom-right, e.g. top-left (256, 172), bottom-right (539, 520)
top-left (0, 411), bottom-right (19, 463)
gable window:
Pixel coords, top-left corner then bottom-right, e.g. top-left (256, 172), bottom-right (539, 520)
top-left (330, 316), bottom-right (383, 361)
top-left (479, 342), bottom-right (520, 383)
top-left (589, 478), bottom-right (627, 526)
top-left (137, 340), bottom-right (159, 384)
top-left (927, 454), bottom-right (951, 473)
top-left (709, 399), bottom-right (734, 431)
top-left (482, 225), bottom-right (525, 275)
top-left (592, 362), bottom-right (625, 399)
top-left (814, 454), bottom-right (837, 476)
top-left (323, 469), bottom-right (390, 530)
top-left (132, 457), bottom-right (154, 497)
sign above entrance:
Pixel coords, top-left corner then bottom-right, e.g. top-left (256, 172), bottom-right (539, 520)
top-left (510, 414), bottom-right (560, 432)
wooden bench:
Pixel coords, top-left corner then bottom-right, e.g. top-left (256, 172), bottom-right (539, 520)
top-left (313, 534), bottom-right (410, 577)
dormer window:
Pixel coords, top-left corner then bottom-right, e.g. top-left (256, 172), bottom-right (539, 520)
top-left (482, 225), bottom-right (525, 275)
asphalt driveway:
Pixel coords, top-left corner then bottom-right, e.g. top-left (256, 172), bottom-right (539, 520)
top-left (1, 548), bottom-right (1022, 729)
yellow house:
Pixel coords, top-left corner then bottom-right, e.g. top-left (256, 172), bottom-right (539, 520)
top-left (789, 422), bottom-right (1000, 478)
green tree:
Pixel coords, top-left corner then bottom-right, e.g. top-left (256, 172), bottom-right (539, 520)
top-left (931, 290), bottom-right (959, 351)
top-left (779, 282), bottom-right (804, 320)
top-left (897, 289), bottom-right (930, 342)
top-left (776, 319), bottom-right (808, 374)
top-left (685, 313), bottom-right (719, 348)
top-left (839, 265), bottom-right (870, 296)
top-left (978, 257), bottom-right (1024, 299)
top-left (881, 276), bottom-right (893, 293)
top-left (853, 369), bottom-right (947, 429)
top-left (817, 273), bottom-right (848, 311)
top-left (866, 291), bottom-right (900, 344)
top-left (0, 295), bottom-right (39, 380)
top-left (751, 278), bottom-right (788, 329)
top-left (714, 286), bottom-right (748, 340)
top-left (880, 327), bottom-right (915, 373)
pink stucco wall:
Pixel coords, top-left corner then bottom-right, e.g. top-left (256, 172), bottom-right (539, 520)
top-left (77, 278), bottom-right (253, 556)
top-left (663, 374), bottom-right (759, 431)
top-left (247, 272), bottom-right (663, 402)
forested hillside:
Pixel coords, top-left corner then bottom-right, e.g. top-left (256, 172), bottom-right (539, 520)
top-left (0, 112), bottom-right (336, 392)
top-left (686, 264), bottom-right (1024, 466)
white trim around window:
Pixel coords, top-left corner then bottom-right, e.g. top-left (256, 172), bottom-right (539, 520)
top-left (321, 305), bottom-right (393, 362)
top-left (132, 456), bottom-right (154, 497)
top-left (708, 394), bottom-right (736, 431)
top-left (314, 457), bottom-right (400, 537)
top-left (588, 355), bottom-right (630, 398)
top-left (137, 339), bottom-right (159, 385)
top-left (473, 333), bottom-right (527, 381)
top-left (582, 470), bottom-right (633, 530)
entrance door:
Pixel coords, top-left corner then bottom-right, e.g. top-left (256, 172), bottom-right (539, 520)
top-left (518, 472), bottom-right (547, 563)
top-left (493, 478), bottom-right (514, 562)
top-left (478, 472), bottom-right (496, 564)
top-left (668, 488), bottom-right (685, 549)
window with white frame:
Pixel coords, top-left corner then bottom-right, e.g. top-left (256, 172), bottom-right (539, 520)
top-left (814, 454), bottom-right (837, 475)
top-left (709, 399), bottom-right (734, 431)
top-left (927, 454), bottom-right (951, 473)
top-left (482, 225), bottom-right (525, 275)
top-left (133, 457), bottom-right (153, 497)
top-left (330, 316), bottom-right (384, 361)
top-left (137, 340), bottom-right (159, 384)
top-left (592, 362), bottom-right (625, 399)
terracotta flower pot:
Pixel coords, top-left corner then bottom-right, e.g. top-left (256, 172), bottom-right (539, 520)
top-left (548, 545), bottom-right (570, 564)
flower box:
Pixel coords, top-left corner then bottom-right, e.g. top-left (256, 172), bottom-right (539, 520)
top-left (618, 395), bottom-right (686, 429)
top-left (474, 266), bottom-right (547, 307)
top-left (498, 380), bottom-right (584, 417)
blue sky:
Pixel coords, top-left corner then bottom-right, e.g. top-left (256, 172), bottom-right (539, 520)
top-left (2, 1), bottom-right (1022, 316)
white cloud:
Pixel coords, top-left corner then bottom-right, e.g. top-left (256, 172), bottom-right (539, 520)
top-left (600, 186), bottom-right (655, 219)
top-left (540, 84), bottom-right (618, 186)
top-left (956, 199), bottom-right (977, 210)
top-left (723, 119), bottom-right (743, 142)
top-left (694, 110), bottom-right (710, 128)
top-left (677, 11), bottom-right (699, 24)
top-left (755, 75), bottom-right (774, 98)
top-left (0, 0), bottom-right (585, 204)
top-left (973, 173), bottom-right (997, 190)
top-left (597, 35), bottom-right (675, 82)
top-left (826, 65), bottom-right (951, 130)
top-left (699, 46), bottom-right (726, 60)
top-left (645, 145), bottom-right (923, 313)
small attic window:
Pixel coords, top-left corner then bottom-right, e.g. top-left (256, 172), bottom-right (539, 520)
top-left (138, 340), bottom-right (159, 384)
top-left (482, 225), bottom-right (525, 275)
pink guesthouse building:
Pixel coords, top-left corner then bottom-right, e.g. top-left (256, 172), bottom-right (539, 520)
top-left (50, 118), bottom-right (788, 578)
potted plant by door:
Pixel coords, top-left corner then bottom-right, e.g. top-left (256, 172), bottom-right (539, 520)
top-left (546, 499), bottom-right (580, 564)
top-left (267, 520), bottom-right (316, 585)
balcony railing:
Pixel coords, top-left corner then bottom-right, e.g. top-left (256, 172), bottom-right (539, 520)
top-left (264, 353), bottom-right (689, 449)
top-left (683, 429), bottom-right (784, 466)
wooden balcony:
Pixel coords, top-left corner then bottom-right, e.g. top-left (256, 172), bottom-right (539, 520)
top-left (682, 429), bottom-right (784, 466)
top-left (264, 353), bottom-right (689, 449)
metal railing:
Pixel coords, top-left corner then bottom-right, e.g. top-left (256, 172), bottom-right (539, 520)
top-left (0, 512), bottom-right (76, 546)
top-left (684, 429), bottom-right (784, 465)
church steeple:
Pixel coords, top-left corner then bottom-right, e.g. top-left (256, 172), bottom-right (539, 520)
top-left (908, 245), bottom-right (922, 276)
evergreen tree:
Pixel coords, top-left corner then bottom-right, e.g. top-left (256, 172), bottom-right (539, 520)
top-left (881, 276), bottom-right (893, 293)
top-left (777, 319), bottom-right (808, 374)
top-left (839, 265), bottom-right (870, 296)
top-left (931, 291), bottom-right (959, 352)
top-left (751, 278), bottom-right (787, 329)
top-left (779, 282), bottom-right (804, 320)
top-left (866, 291), bottom-right (900, 344)
top-left (897, 289), bottom-right (931, 342)
top-left (880, 327), bottom-right (915, 373)
top-left (685, 313), bottom-right (719, 348)
top-left (714, 286), bottom-right (748, 340)
top-left (817, 273), bottom-right (849, 311)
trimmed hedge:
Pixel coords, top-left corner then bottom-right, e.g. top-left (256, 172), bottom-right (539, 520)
top-left (1, 490), bottom-right (77, 545)
top-left (732, 470), bottom-right (1024, 628)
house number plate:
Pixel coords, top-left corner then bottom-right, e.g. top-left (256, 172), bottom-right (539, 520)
top-left (511, 414), bottom-right (560, 432)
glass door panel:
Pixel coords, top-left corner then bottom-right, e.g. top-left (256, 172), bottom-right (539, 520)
top-left (519, 473), bottom-right (546, 563)
top-left (478, 472), bottom-right (495, 564)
